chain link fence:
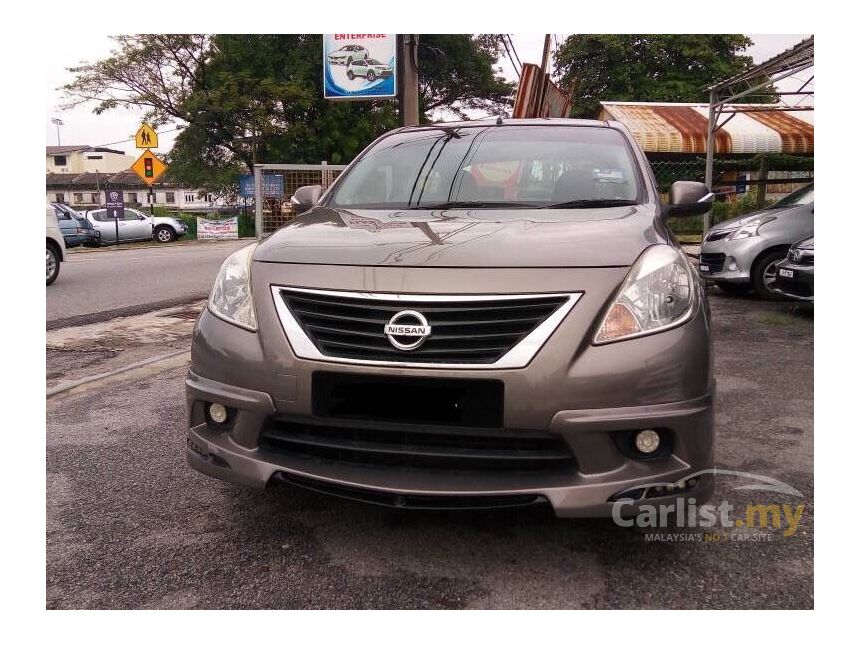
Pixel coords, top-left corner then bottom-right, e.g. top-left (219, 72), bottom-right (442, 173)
top-left (254, 163), bottom-right (346, 237)
top-left (649, 154), bottom-right (813, 238)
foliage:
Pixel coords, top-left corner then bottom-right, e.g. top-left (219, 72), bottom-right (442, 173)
top-left (418, 34), bottom-right (514, 118)
top-left (553, 35), bottom-right (776, 118)
top-left (63, 34), bottom-right (511, 193)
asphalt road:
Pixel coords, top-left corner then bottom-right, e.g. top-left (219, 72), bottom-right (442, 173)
top-left (47, 240), bottom-right (250, 327)
top-left (45, 292), bottom-right (813, 609)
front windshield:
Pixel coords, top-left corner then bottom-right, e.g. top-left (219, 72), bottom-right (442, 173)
top-left (327, 125), bottom-right (642, 209)
top-left (769, 183), bottom-right (814, 208)
top-left (365, 59), bottom-right (382, 65)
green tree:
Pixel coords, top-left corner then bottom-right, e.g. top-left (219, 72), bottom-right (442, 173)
top-left (553, 35), bottom-right (774, 118)
top-left (418, 34), bottom-right (514, 118)
top-left (63, 34), bottom-right (511, 193)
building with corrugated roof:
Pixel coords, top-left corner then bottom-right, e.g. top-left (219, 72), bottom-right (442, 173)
top-left (598, 102), bottom-right (813, 155)
top-left (598, 101), bottom-right (813, 201)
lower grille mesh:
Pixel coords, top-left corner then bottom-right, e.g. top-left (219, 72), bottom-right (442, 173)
top-left (260, 417), bottom-right (577, 474)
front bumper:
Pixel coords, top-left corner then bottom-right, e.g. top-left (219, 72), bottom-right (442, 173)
top-left (773, 259), bottom-right (814, 302)
top-left (187, 370), bottom-right (713, 517)
top-left (186, 260), bottom-right (715, 518)
top-left (698, 235), bottom-right (766, 282)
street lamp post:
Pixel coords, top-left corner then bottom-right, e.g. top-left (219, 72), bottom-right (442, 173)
top-left (50, 118), bottom-right (64, 146)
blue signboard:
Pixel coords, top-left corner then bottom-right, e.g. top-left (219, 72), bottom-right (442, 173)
top-left (239, 174), bottom-right (284, 198)
top-left (323, 34), bottom-right (397, 100)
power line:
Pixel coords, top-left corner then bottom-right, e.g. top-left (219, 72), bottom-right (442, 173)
top-left (506, 35), bottom-right (522, 71)
top-left (499, 34), bottom-right (520, 77)
top-left (91, 126), bottom-right (184, 150)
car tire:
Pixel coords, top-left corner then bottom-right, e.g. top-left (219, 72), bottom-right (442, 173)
top-left (46, 244), bottom-right (60, 286)
top-left (751, 249), bottom-right (789, 300)
top-left (347, 70), bottom-right (354, 80)
top-left (715, 281), bottom-right (750, 295)
top-left (155, 225), bottom-right (177, 243)
top-left (366, 70), bottom-right (376, 82)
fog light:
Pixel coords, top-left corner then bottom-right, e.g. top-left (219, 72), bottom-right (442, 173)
top-left (208, 403), bottom-right (229, 424)
top-left (634, 429), bottom-right (661, 454)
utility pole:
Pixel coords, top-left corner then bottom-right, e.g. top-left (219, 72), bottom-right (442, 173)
top-left (703, 89), bottom-right (716, 237)
top-left (400, 34), bottom-right (419, 126)
top-left (534, 34), bottom-right (552, 117)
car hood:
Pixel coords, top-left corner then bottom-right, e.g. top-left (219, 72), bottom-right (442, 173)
top-left (253, 205), bottom-right (665, 268)
top-left (710, 204), bottom-right (808, 231)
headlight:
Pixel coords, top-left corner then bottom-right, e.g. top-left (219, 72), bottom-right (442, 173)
top-left (208, 243), bottom-right (257, 331)
top-left (595, 245), bottom-right (696, 344)
top-left (726, 216), bottom-right (776, 240)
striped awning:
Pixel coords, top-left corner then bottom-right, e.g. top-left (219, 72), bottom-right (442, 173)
top-left (599, 102), bottom-right (813, 154)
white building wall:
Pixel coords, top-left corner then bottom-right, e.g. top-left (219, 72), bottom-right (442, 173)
top-left (46, 150), bottom-right (134, 174)
top-left (47, 187), bottom-right (224, 211)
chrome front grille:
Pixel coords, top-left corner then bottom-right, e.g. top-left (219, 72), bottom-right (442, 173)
top-left (271, 287), bottom-right (580, 369)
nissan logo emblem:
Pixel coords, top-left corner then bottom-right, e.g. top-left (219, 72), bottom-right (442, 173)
top-left (384, 310), bottom-right (431, 351)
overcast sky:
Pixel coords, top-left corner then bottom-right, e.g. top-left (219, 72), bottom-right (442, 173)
top-left (45, 34), bottom-right (811, 156)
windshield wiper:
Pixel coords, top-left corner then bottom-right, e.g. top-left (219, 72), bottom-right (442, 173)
top-left (540, 199), bottom-right (639, 209)
top-left (404, 201), bottom-right (532, 210)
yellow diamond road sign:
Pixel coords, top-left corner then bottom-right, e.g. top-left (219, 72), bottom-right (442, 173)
top-left (132, 150), bottom-right (167, 186)
top-left (135, 123), bottom-right (159, 149)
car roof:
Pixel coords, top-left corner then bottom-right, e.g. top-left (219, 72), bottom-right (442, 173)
top-left (395, 118), bottom-right (613, 133)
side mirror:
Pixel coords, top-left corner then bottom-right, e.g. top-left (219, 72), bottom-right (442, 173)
top-left (290, 184), bottom-right (323, 216)
top-left (138, 214), bottom-right (147, 220)
top-left (665, 181), bottom-right (714, 218)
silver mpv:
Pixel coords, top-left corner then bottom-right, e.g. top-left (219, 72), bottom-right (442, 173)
top-left (699, 184), bottom-right (814, 299)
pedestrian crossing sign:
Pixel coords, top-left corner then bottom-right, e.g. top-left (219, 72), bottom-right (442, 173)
top-left (135, 123), bottom-right (158, 149)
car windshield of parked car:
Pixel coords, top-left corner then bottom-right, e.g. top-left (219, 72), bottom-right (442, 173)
top-left (769, 184), bottom-right (814, 208)
top-left (365, 59), bottom-right (382, 65)
top-left (328, 125), bottom-right (642, 209)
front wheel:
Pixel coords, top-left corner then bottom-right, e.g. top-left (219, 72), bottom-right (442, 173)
top-left (346, 70), bottom-right (354, 80)
top-left (366, 70), bottom-right (376, 82)
top-left (155, 226), bottom-right (177, 243)
top-left (46, 245), bottom-right (60, 286)
top-left (751, 249), bottom-right (789, 300)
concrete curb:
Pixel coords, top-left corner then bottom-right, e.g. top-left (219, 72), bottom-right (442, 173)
top-left (47, 349), bottom-right (190, 398)
top-left (68, 239), bottom-right (248, 255)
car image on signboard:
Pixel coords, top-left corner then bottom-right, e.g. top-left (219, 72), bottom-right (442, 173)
top-left (346, 58), bottom-right (394, 82)
top-left (327, 44), bottom-right (368, 65)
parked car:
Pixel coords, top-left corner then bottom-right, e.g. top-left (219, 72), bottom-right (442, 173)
top-left (52, 203), bottom-right (100, 248)
top-left (773, 237), bottom-right (814, 302)
top-left (327, 44), bottom-right (369, 65)
top-left (46, 204), bottom-right (65, 286)
top-left (346, 58), bottom-right (393, 82)
top-left (187, 119), bottom-right (716, 518)
top-left (85, 207), bottom-right (186, 244)
top-left (699, 183), bottom-right (814, 299)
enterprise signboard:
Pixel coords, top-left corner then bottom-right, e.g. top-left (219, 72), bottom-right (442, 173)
top-left (323, 34), bottom-right (397, 100)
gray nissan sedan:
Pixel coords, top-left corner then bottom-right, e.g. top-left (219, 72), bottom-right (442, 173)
top-left (186, 119), bottom-right (715, 517)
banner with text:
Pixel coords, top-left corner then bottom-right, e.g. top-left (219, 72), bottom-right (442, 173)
top-left (197, 217), bottom-right (239, 240)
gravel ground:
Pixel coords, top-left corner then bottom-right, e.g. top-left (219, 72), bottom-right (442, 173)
top-left (45, 290), bottom-right (813, 609)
